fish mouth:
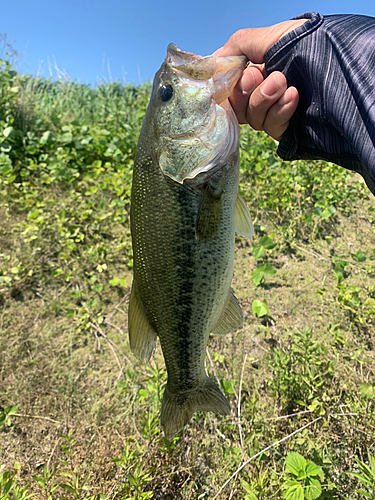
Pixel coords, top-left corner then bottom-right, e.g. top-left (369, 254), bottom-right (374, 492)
top-left (212, 56), bottom-right (248, 104)
top-left (166, 43), bottom-right (247, 104)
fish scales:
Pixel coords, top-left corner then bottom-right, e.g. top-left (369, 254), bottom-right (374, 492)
top-left (129, 44), bottom-right (253, 439)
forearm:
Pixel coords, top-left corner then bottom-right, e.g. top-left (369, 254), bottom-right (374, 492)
top-left (265, 12), bottom-right (375, 194)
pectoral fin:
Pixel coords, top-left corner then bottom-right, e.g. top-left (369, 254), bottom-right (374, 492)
top-left (211, 289), bottom-right (243, 336)
top-left (128, 282), bottom-right (157, 362)
top-left (235, 194), bottom-right (253, 239)
top-left (196, 186), bottom-right (222, 241)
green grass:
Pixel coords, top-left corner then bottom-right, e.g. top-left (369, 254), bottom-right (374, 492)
top-left (1, 55), bottom-right (375, 500)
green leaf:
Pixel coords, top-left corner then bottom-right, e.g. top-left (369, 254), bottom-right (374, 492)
top-left (5, 405), bottom-right (19, 417)
top-left (282, 479), bottom-right (304, 500)
top-left (359, 382), bottom-right (373, 400)
top-left (91, 283), bottom-right (103, 293)
top-left (220, 379), bottom-right (235, 395)
top-left (259, 235), bottom-right (277, 250)
top-left (138, 389), bottom-right (148, 400)
top-left (252, 299), bottom-right (269, 318)
top-left (285, 452), bottom-right (307, 476)
top-left (40, 131), bottom-right (52, 145)
top-left (334, 259), bottom-right (349, 273)
top-left (347, 471), bottom-right (373, 485)
top-left (313, 206), bottom-right (322, 216)
top-left (258, 263), bottom-right (277, 276)
top-left (3, 126), bottom-right (15, 138)
top-left (305, 477), bottom-right (322, 500)
top-left (251, 263), bottom-right (276, 286)
top-left (239, 478), bottom-right (252, 494)
top-left (320, 205), bottom-right (336, 219)
top-left (1, 143), bottom-right (12, 153)
top-left (251, 268), bottom-right (264, 286)
top-left (32, 475), bottom-right (46, 487)
top-left (352, 249), bottom-right (366, 262)
top-left (53, 269), bottom-right (64, 277)
top-left (116, 381), bottom-right (127, 393)
top-left (59, 484), bottom-right (76, 494)
top-left (109, 277), bottom-right (127, 287)
top-left (60, 132), bottom-right (73, 144)
top-left (252, 244), bottom-right (265, 261)
top-left (0, 161), bottom-right (12, 175)
top-left (305, 462), bottom-right (323, 477)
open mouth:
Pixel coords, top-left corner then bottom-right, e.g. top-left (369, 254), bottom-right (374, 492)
top-left (166, 43), bottom-right (247, 105)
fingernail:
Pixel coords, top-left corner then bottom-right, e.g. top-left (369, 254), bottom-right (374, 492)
top-left (260, 74), bottom-right (280, 97)
top-left (278, 88), bottom-right (292, 106)
top-left (241, 68), bottom-right (257, 95)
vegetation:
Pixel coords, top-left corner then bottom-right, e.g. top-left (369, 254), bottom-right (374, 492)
top-left (1, 43), bottom-right (375, 499)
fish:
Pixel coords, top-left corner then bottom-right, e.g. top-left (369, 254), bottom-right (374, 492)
top-left (128, 43), bottom-right (253, 440)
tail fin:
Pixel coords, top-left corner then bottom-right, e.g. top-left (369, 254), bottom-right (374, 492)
top-left (160, 376), bottom-right (231, 440)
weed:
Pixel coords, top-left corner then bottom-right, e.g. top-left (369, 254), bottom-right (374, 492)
top-left (0, 405), bottom-right (18, 427)
top-left (346, 451), bottom-right (375, 499)
top-left (267, 328), bottom-right (335, 414)
top-left (32, 465), bottom-right (58, 500)
top-left (0, 464), bottom-right (36, 500)
top-left (252, 299), bottom-right (270, 318)
top-left (281, 452), bottom-right (324, 500)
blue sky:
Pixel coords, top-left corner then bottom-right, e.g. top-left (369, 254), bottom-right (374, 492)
top-left (3, 0), bottom-right (375, 86)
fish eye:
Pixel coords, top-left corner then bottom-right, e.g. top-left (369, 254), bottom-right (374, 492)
top-left (159, 84), bottom-right (173, 102)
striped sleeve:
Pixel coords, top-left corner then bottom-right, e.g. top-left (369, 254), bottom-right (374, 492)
top-left (264, 12), bottom-right (375, 194)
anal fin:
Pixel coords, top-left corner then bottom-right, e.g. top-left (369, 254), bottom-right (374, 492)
top-left (128, 282), bottom-right (157, 362)
top-left (211, 288), bottom-right (243, 336)
top-left (235, 194), bottom-right (253, 239)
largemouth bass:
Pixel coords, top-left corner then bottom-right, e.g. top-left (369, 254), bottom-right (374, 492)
top-left (129, 43), bottom-right (253, 439)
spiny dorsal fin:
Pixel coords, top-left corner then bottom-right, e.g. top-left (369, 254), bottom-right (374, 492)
top-left (235, 194), bottom-right (253, 239)
top-left (211, 288), bottom-right (243, 336)
top-left (128, 282), bottom-right (157, 362)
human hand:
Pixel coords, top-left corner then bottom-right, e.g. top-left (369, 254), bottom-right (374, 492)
top-left (217, 19), bottom-right (307, 141)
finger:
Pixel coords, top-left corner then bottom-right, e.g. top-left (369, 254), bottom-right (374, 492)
top-left (220, 28), bottom-right (268, 63)
top-left (247, 72), bottom-right (288, 130)
top-left (263, 86), bottom-right (299, 141)
top-left (229, 66), bottom-right (264, 124)
top-left (219, 20), bottom-right (308, 62)
top-left (212, 47), bottom-right (223, 57)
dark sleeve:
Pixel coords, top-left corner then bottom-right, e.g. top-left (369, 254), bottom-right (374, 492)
top-left (264, 12), bottom-right (375, 194)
